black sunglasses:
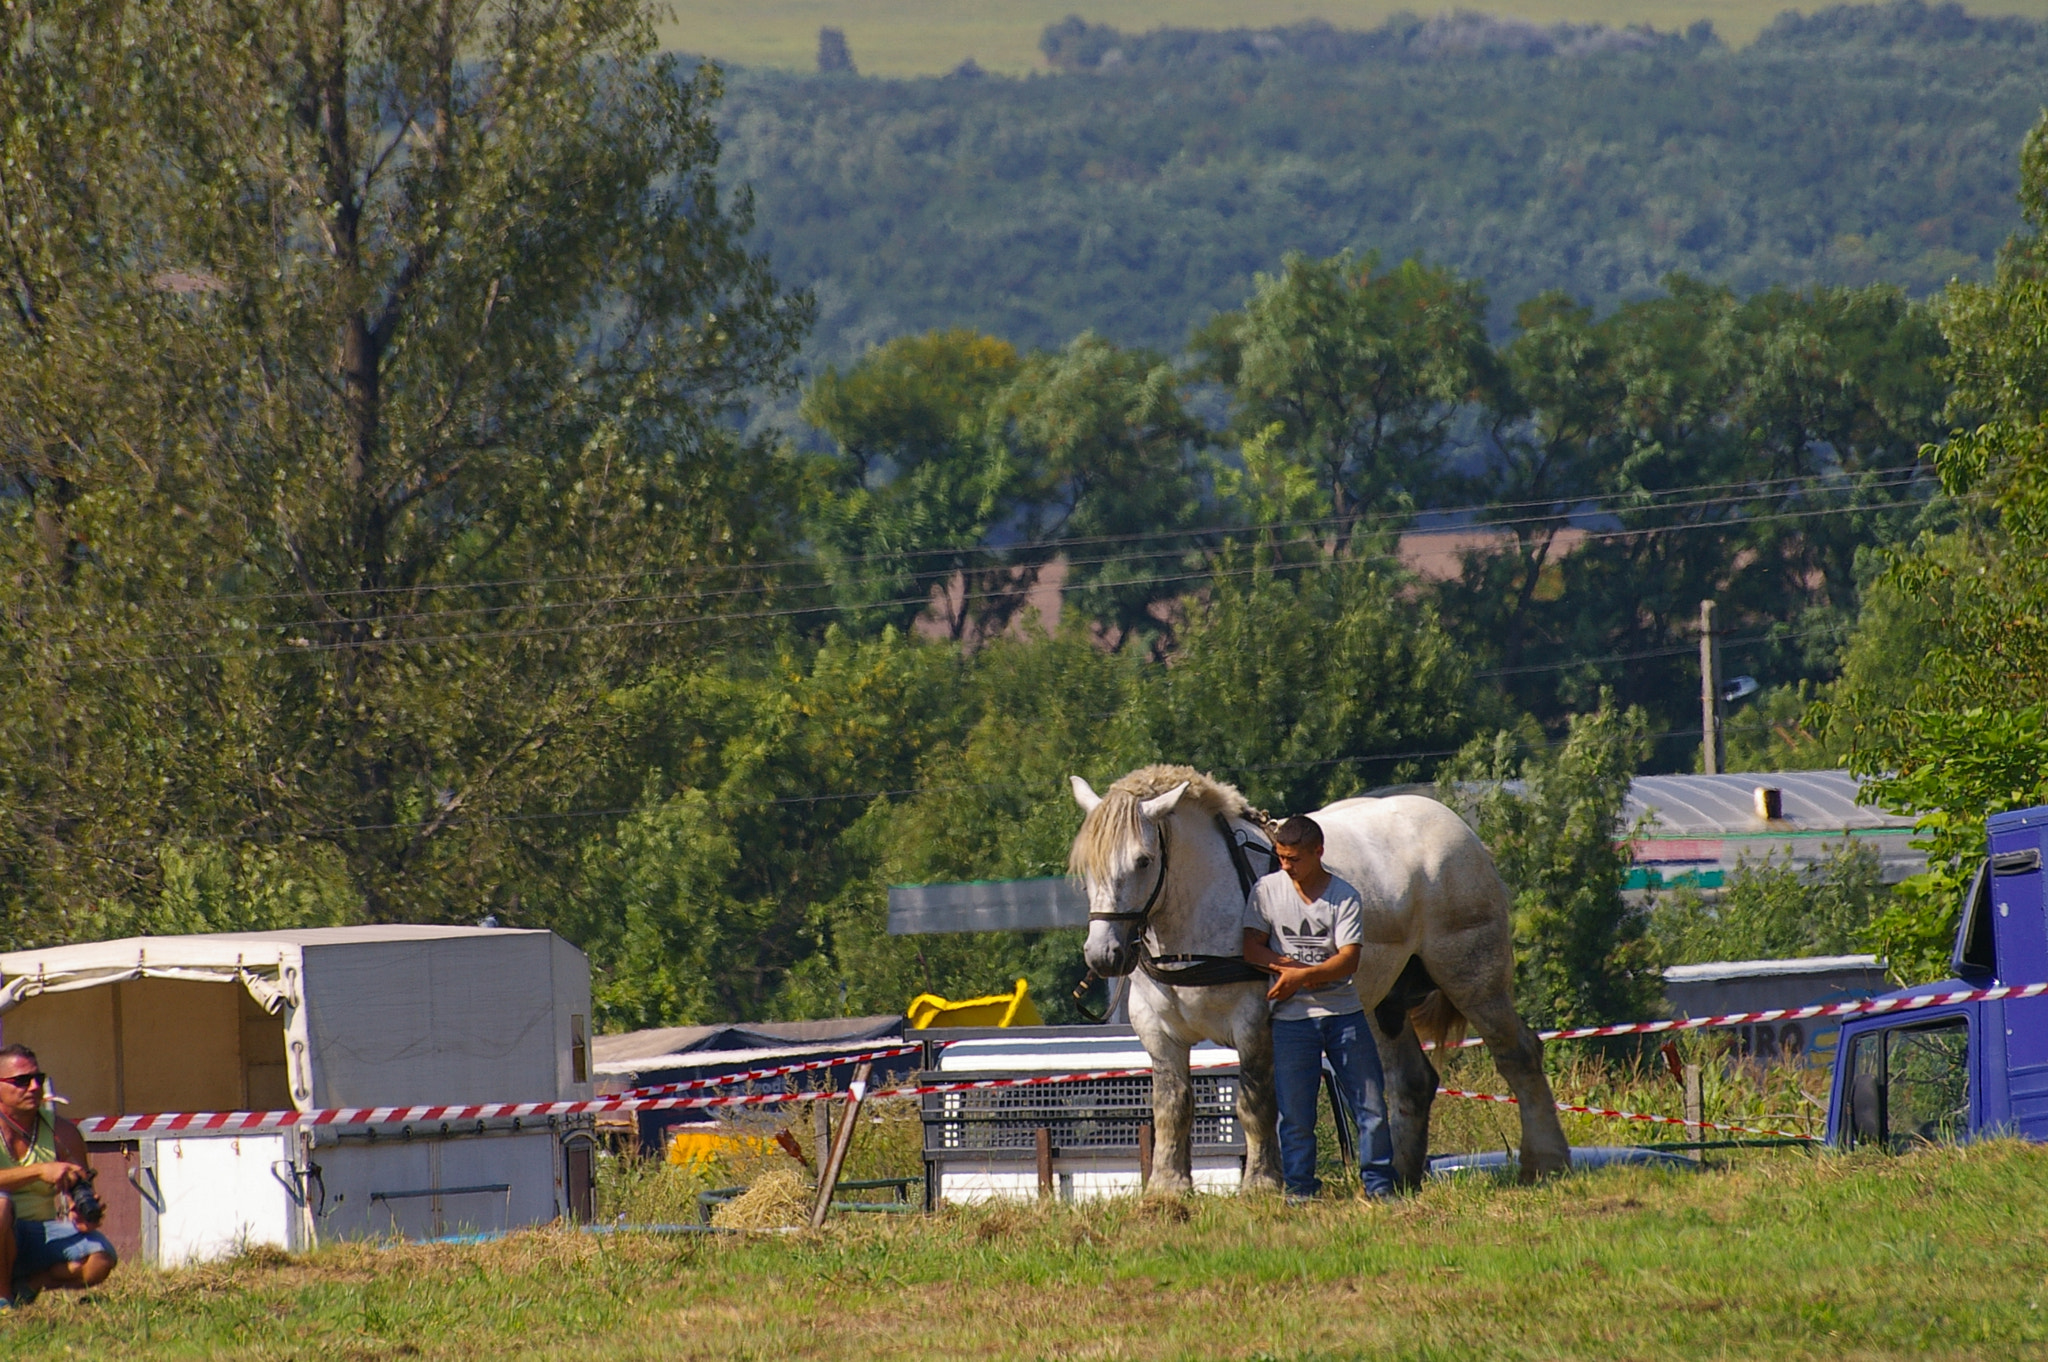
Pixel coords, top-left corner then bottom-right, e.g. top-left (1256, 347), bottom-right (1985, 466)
top-left (0, 1072), bottom-right (47, 1089)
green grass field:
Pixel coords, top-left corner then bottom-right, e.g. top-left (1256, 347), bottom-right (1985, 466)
top-left (8, 1140), bottom-right (2046, 1359)
top-left (658, 0), bottom-right (2048, 74)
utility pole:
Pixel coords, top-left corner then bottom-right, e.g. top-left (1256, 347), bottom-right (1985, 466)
top-left (1699, 598), bottom-right (1724, 775)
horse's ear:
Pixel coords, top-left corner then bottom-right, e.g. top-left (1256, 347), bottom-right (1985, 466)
top-left (1139, 781), bottom-right (1190, 821)
top-left (1069, 775), bottom-right (1103, 814)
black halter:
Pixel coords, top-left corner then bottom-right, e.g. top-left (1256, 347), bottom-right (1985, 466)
top-left (1071, 814), bottom-right (1270, 1019)
top-left (1086, 824), bottom-right (1172, 925)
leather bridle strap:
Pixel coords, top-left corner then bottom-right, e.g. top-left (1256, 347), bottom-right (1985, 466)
top-left (1072, 816), bottom-right (1271, 1005)
top-left (1073, 825), bottom-right (1173, 1021)
top-left (1087, 823), bottom-right (1170, 925)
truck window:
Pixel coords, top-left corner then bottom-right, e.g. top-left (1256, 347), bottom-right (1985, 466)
top-left (1886, 1022), bottom-right (1969, 1149)
top-left (1845, 1020), bottom-right (1969, 1151)
top-left (1953, 859), bottom-right (1995, 977)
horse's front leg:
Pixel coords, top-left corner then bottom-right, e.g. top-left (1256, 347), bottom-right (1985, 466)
top-left (1231, 986), bottom-right (1282, 1194)
top-left (1146, 1033), bottom-right (1196, 1196)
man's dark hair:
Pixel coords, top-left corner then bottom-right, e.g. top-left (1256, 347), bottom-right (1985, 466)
top-left (0, 1042), bottom-right (37, 1066)
top-left (1273, 815), bottom-right (1324, 848)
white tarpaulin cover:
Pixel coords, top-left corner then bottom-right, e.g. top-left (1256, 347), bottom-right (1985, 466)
top-left (0, 926), bottom-right (592, 1114)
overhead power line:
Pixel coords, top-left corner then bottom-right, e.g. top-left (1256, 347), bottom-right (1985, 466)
top-left (0, 466), bottom-right (1936, 622)
top-left (19, 726), bottom-right (1725, 851)
top-left (1, 480), bottom-right (1941, 666)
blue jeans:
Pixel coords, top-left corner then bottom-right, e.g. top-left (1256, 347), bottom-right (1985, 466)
top-left (1272, 1012), bottom-right (1397, 1198)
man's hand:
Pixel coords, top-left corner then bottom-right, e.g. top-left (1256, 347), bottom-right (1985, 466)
top-left (38, 1159), bottom-right (90, 1191)
top-left (1267, 964), bottom-right (1315, 1004)
top-left (1264, 943), bottom-right (1362, 1004)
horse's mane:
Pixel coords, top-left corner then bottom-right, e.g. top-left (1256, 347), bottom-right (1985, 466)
top-left (1068, 765), bottom-right (1253, 881)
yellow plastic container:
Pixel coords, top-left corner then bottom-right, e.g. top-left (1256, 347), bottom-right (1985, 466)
top-left (666, 1128), bottom-right (775, 1168)
top-left (906, 977), bottom-right (1043, 1029)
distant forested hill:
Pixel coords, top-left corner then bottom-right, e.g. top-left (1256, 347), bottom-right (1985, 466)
top-left (715, 2), bottom-right (2048, 358)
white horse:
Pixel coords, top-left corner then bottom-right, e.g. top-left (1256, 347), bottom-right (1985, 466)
top-left (1069, 764), bottom-right (1571, 1191)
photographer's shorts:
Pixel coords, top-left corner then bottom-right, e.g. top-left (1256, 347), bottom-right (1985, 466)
top-left (7, 1200), bottom-right (115, 1284)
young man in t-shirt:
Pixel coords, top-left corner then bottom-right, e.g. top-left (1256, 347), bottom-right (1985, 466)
top-left (1241, 815), bottom-right (1398, 1199)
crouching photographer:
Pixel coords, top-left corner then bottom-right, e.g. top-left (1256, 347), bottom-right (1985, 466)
top-left (0, 1044), bottom-right (116, 1309)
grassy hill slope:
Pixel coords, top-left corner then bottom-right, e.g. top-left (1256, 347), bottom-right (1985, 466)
top-left (661, 0), bottom-right (2048, 73)
top-left (718, 4), bottom-right (2048, 360)
top-left (10, 1143), bottom-right (2046, 1359)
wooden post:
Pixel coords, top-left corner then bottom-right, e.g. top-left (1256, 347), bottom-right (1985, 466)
top-left (1699, 599), bottom-right (1724, 775)
top-left (810, 1060), bottom-right (872, 1230)
top-left (1035, 1127), bottom-right (1053, 1200)
top-left (1137, 1122), bottom-right (1154, 1189)
top-left (1683, 1063), bottom-right (1704, 1161)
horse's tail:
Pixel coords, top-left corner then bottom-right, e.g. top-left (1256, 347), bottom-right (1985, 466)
top-left (1409, 991), bottom-right (1468, 1055)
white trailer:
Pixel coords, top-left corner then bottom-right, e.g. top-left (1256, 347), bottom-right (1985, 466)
top-left (0, 925), bottom-right (595, 1265)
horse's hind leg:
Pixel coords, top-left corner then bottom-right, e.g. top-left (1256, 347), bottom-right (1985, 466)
top-left (1372, 1012), bottom-right (1438, 1191)
top-left (1457, 991), bottom-right (1570, 1182)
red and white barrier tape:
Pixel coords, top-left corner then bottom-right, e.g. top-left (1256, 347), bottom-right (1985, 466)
top-left (622, 1044), bottom-right (923, 1097)
top-left (78, 1090), bottom-right (838, 1136)
top-left (76, 1062), bottom-right (1237, 1136)
top-left (1432, 980), bottom-right (2048, 1049)
top-left (1437, 1085), bottom-right (1818, 1141)
top-left (82, 981), bottom-right (2038, 1139)
top-left (80, 1071), bottom-right (1818, 1144)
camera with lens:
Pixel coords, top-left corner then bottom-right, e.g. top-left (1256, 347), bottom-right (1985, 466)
top-left (68, 1177), bottom-right (105, 1227)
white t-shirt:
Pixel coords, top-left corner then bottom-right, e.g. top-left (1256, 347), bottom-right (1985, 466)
top-left (1242, 870), bottom-right (1366, 1022)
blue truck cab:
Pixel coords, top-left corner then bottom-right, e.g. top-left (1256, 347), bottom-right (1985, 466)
top-left (1828, 804), bottom-right (2048, 1148)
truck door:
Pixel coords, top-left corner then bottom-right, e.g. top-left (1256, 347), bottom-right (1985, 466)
top-left (1843, 1016), bottom-right (1971, 1151)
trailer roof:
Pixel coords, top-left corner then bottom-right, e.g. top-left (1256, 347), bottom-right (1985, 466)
top-left (0, 924), bottom-right (549, 974)
top-left (1663, 954), bottom-right (1883, 983)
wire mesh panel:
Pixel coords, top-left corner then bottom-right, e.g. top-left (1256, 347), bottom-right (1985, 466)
top-left (922, 1071), bottom-right (1242, 1157)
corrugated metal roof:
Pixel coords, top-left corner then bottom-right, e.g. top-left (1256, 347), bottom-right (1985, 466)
top-left (1625, 771), bottom-right (1914, 837)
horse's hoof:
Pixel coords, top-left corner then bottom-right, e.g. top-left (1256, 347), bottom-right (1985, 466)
top-left (1516, 1150), bottom-right (1571, 1183)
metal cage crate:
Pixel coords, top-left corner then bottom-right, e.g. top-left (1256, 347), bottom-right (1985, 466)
top-left (921, 1070), bottom-right (1244, 1158)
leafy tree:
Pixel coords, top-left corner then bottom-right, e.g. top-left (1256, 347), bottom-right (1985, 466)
top-left (1649, 842), bottom-right (1891, 965)
top-left (1151, 554), bottom-right (1490, 814)
top-left (1438, 703), bottom-right (1661, 1028)
top-left (1445, 277), bottom-right (1945, 762)
top-left (802, 329), bottom-right (1206, 648)
top-left (1197, 252), bottom-right (1497, 534)
top-left (0, 0), bottom-right (807, 945)
top-left (799, 330), bottom-right (1024, 636)
top-left (820, 634), bottom-right (1157, 1022)
top-left (1449, 292), bottom-right (1626, 674)
top-left (1721, 682), bottom-right (1849, 772)
top-left (1829, 110), bottom-right (2048, 980)
top-left (993, 334), bottom-right (1206, 649)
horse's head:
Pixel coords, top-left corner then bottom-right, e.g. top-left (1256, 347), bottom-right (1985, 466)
top-left (1068, 773), bottom-right (1191, 977)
